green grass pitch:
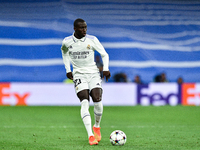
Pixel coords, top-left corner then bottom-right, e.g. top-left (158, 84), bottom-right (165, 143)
top-left (0, 106), bottom-right (200, 150)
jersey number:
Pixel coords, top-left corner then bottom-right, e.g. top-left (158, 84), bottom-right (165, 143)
top-left (74, 79), bottom-right (81, 87)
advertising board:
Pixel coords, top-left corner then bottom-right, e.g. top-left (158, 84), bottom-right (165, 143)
top-left (0, 83), bottom-right (199, 106)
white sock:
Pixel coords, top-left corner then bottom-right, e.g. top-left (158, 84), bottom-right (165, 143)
top-left (80, 99), bottom-right (93, 138)
top-left (94, 101), bottom-right (103, 128)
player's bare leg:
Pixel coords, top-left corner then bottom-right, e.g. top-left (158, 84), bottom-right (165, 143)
top-left (90, 88), bottom-right (103, 142)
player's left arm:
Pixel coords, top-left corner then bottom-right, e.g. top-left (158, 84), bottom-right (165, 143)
top-left (93, 37), bottom-right (111, 81)
top-left (103, 71), bottom-right (111, 82)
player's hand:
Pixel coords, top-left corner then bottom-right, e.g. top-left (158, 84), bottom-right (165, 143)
top-left (66, 72), bottom-right (73, 80)
top-left (103, 71), bottom-right (111, 82)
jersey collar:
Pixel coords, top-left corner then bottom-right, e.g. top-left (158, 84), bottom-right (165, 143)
top-left (73, 33), bottom-right (86, 42)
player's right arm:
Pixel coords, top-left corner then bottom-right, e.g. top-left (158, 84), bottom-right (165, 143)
top-left (66, 72), bottom-right (73, 80)
top-left (61, 40), bottom-right (73, 80)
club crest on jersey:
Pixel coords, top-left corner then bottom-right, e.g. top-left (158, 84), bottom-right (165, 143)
top-left (87, 44), bottom-right (91, 49)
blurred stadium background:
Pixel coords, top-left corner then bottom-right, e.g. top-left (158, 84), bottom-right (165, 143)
top-left (1, 0), bottom-right (200, 83)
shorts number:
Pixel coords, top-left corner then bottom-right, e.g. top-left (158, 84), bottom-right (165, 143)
top-left (74, 79), bottom-right (81, 87)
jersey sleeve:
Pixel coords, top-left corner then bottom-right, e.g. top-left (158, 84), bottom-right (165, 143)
top-left (93, 37), bottom-right (109, 71)
top-left (61, 40), bottom-right (71, 73)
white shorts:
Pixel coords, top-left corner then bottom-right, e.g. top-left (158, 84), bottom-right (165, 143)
top-left (73, 72), bottom-right (102, 94)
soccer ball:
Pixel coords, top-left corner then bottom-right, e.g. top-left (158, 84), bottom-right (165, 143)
top-left (110, 130), bottom-right (127, 146)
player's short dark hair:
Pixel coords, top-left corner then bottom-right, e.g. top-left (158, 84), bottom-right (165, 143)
top-left (74, 18), bottom-right (85, 27)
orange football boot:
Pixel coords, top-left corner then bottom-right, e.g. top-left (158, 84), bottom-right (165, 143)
top-left (89, 135), bottom-right (98, 145)
top-left (93, 126), bottom-right (101, 142)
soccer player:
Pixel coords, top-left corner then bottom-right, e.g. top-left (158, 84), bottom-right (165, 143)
top-left (61, 18), bottom-right (111, 145)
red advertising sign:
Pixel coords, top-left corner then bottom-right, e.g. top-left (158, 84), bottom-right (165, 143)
top-left (0, 83), bottom-right (30, 106)
top-left (182, 83), bottom-right (200, 106)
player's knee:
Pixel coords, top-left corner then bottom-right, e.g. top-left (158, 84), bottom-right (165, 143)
top-left (92, 94), bottom-right (102, 102)
top-left (77, 90), bottom-right (89, 101)
top-left (93, 96), bottom-right (101, 102)
top-left (90, 88), bottom-right (102, 102)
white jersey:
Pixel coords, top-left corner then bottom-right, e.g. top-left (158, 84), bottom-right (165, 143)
top-left (61, 33), bottom-right (109, 74)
